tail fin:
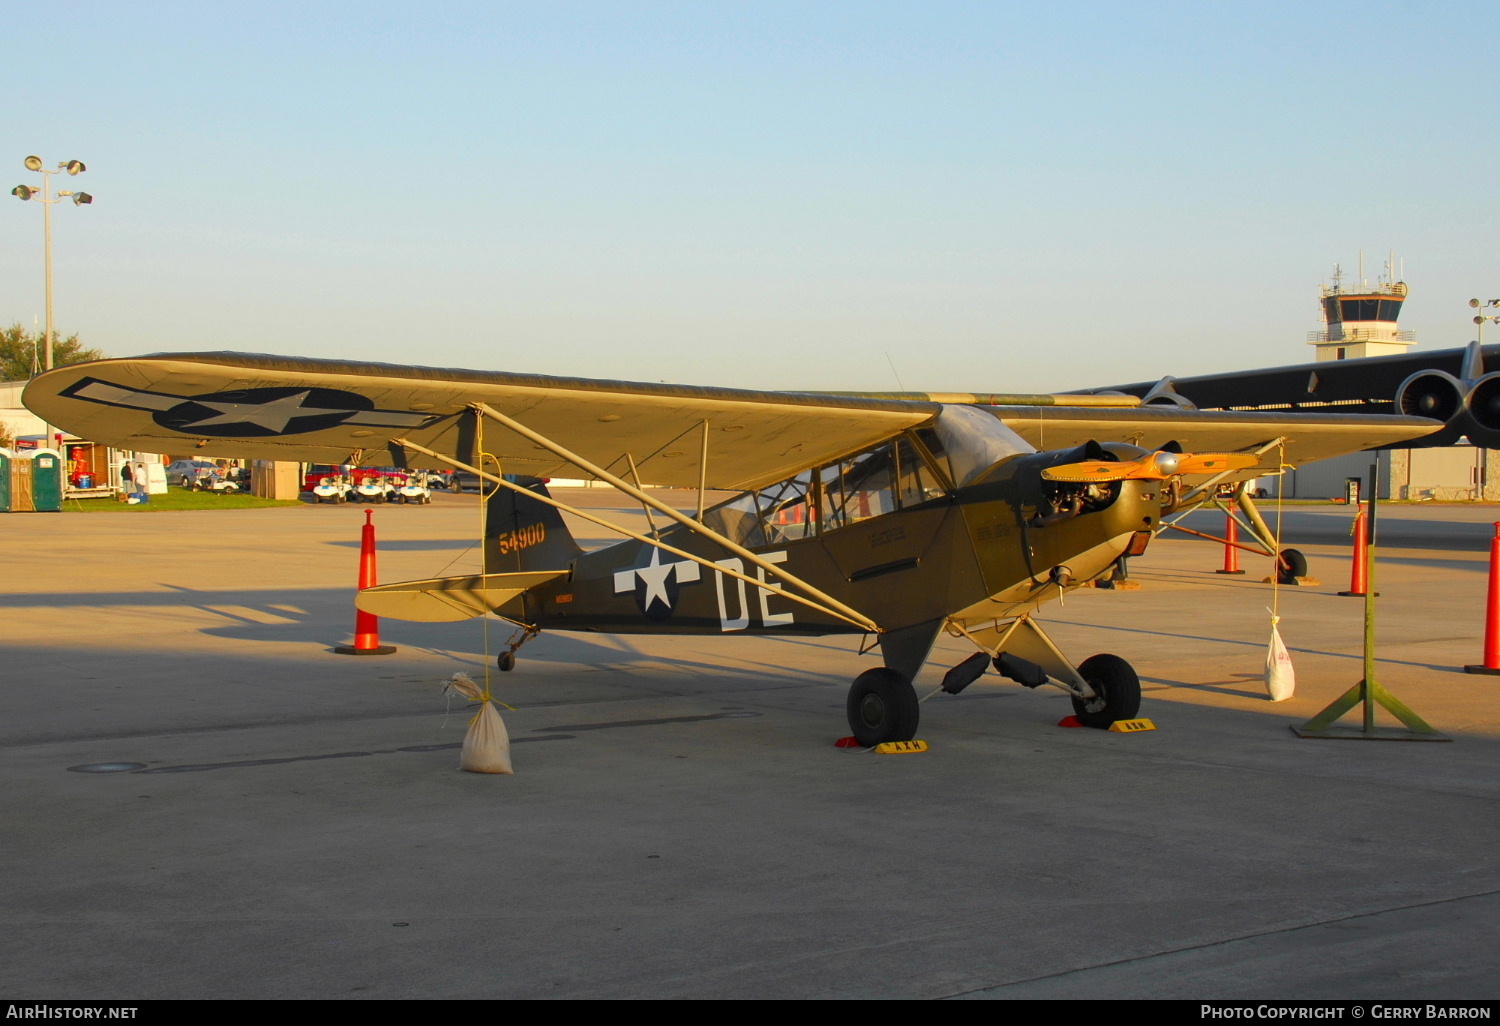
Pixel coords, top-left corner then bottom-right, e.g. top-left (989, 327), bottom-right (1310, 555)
top-left (485, 476), bottom-right (584, 574)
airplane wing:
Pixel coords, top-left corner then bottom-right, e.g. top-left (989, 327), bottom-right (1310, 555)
top-left (22, 352), bottom-right (938, 492)
top-left (24, 352), bottom-right (1440, 492)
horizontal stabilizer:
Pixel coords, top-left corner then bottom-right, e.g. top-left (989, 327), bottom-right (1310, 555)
top-left (354, 570), bottom-right (566, 622)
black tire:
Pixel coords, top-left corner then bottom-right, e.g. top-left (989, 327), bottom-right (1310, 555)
top-left (1071, 653), bottom-right (1141, 729)
top-left (449, 479), bottom-right (463, 493)
top-left (497, 651), bottom-right (516, 672)
top-left (1277, 548), bottom-right (1308, 583)
top-left (846, 667), bottom-right (920, 746)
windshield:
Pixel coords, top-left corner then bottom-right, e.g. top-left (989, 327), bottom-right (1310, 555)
top-left (931, 405), bottom-right (1035, 487)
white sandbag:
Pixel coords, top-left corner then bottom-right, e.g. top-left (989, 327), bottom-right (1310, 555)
top-left (443, 672), bottom-right (513, 774)
top-left (1266, 622), bottom-right (1296, 702)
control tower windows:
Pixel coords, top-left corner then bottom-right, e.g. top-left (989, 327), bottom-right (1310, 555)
top-left (1337, 298), bottom-right (1403, 322)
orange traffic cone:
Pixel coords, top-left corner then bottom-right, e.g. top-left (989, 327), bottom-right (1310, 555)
top-left (1215, 515), bottom-right (1245, 574)
top-left (336, 509), bottom-right (397, 656)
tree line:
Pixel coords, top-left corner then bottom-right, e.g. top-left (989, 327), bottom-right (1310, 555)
top-left (1, 323), bottom-right (103, 382)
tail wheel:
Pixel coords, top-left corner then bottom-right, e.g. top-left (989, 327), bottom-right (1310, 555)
top-left (1071, 654), bottom-right (1141, 729)
top-left (1277, 548), bottom-right (1308, 583)
top-left (497, 651), bottom-right (516, 672)
top-left (846, 667), bottom-right (919, 747)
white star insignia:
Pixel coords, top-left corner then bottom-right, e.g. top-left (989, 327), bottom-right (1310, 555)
top-left (189, 391), bottom-right (349, 432)
top-left (613, 548), bottom-right (701, 614)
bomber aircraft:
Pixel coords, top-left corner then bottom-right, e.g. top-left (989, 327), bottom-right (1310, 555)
top-left (24, 353), bottom-right (1440, 744)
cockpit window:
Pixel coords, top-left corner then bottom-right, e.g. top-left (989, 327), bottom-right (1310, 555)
top-left (704, 470), bottom-right (817, 547)
top-left (821, 445), bottom-right (897, 533)
top-left (895, 437), bottom-right (946, 507)
top-left (702, 430), bottom-right (962, 548)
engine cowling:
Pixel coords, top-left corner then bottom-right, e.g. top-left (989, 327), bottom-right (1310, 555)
top-left (1393, 370), bottom-right (1473, 445)
top-left (1397, 370), bottom-right (1465, 421)
top-left (1465, 373), bottom-right (1500, 439)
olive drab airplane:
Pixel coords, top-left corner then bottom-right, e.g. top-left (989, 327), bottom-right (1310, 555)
top-left (24, 353), bottom-right (1442, 745)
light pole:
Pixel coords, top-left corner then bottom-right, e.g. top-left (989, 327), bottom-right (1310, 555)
top-left (12, 155), bottom-right (91, 455)
top-left (1471, 298), bottom-right (1500, 344)
top-left (13, 156), bottom-right (92, 378)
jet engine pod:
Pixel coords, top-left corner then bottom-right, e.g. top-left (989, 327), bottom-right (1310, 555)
top-left (1465, 373), bottom-right (1500, 440)
top-left (1396, 370), bottom-right (1465, 422)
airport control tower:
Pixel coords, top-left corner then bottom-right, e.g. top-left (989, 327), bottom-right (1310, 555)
top-left (1308, 254), bottom-right (1416, 362)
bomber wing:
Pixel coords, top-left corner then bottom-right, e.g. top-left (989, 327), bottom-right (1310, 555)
top-left (23, 353), bottom-right (939, 492)
top-left (1075, 343), bottom-right (1500, 448)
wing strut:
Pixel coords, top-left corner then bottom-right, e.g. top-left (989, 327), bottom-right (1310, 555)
top-left (393, 436), bottom-right (882, 634)
top-left (468, 402), bottom-right (882, 633)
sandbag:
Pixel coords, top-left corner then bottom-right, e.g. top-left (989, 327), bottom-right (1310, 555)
top-left (443, 672), bottom-right (513, 774)
top-left (1265, 622), bottom-right (1296, 702)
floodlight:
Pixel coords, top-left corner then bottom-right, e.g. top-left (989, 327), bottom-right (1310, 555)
top-left (1477, 316), bottom-right (1486, 325)
top-left (63, 160), bottom-right (84, 175)
top-left (23, 155), bottom-right (42, 171)
top-left (11, 185), bottom-right (33, 200)
top-left (71, 191), bottom-right (92, 205)
top-left (1471, 298), bottom-right (1481, 307)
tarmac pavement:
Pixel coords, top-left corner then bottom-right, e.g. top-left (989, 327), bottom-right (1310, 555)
top-left (1, 492), bottom-right (1496, 999)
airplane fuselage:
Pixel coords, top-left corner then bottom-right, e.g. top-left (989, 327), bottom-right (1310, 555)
top-left (495, 448), bottom-right (1165, 638)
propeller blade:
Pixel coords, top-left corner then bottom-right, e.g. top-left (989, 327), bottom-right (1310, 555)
top-left (1041, 460), bottom-right (1137, 482)
top-left (1042, 451), bottom-right (1261, 483)
top-left (1172, 452), bottom-right (1261, 475)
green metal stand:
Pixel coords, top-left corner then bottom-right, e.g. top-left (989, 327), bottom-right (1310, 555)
top-left (1292, 460), bottom-right (1449, 742)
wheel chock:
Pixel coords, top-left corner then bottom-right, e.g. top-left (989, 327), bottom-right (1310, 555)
top-left (1057, 715), bottom-right (1083, 728)
top-left (833, 736), bottom-right (862, 748)
top-left (1108, 718), bottom-right (1156, 733)
top-left (874, 740), bottom-right (928, 754)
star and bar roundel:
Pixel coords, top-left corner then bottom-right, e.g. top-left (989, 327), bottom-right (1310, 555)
top-left (58, 378), bottom-right (439, 438)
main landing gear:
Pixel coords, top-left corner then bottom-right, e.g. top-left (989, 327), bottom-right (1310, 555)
top-left (846, 667), bottom-right (921, 747)
top-left (842, 616), bottom-right (1143, 745)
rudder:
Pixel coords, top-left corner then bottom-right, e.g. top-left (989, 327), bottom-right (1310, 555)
top-left (485, 476), bottom-right (584, 573)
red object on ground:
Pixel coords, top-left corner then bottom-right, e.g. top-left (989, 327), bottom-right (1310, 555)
top-left (335, 509), bottom-right (397, 656)
top-left (1056, 715), bottom-right (1083, 728)
top-left (1466, 522), bottom-right (1500, 675)
top-left (1339, 508), bottom-right (1372, 597)
top-left (834, 736), bottom-right (862, 748)
top-left (1215, 515), bottom-right (1244, 574)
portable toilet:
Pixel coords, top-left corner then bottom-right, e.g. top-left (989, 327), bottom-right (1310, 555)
top-left (0, 449), bottom-right (11, 512)
top-left (27, 448), bottom-right (63, 512)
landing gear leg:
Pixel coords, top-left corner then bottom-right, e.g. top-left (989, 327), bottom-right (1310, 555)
top-left (947, 615), bottom-right (1142, 730)
top-left (1233, 483), bottom-right (1310, 582)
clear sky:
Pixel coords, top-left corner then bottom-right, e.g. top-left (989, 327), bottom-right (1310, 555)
top-left (3, 1), bottom-right (1496, 392)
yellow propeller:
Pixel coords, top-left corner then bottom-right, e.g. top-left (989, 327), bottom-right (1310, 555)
top-left (1041, 451), bottom-right (1261, 483)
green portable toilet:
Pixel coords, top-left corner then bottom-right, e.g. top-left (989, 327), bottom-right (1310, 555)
top-left (0, 449), bottom-right (12, 512)
top-left (28, 449), bottom-right (63, 512)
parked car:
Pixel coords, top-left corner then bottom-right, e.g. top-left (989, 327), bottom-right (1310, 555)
top-left (165, 460), bottom-right (223, 488)
top-left (446, 469), bottom-right (482, 492)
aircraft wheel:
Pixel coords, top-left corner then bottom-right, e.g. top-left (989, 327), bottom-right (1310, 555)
top-left (1071, 654), bottom-right (1141, 729)
top-left (846, 667), bottom-right (919, 747)
top-left (1276, 548), bottom-right (1308, 583)
top-left (497, 651), bottom-right (516, 672)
